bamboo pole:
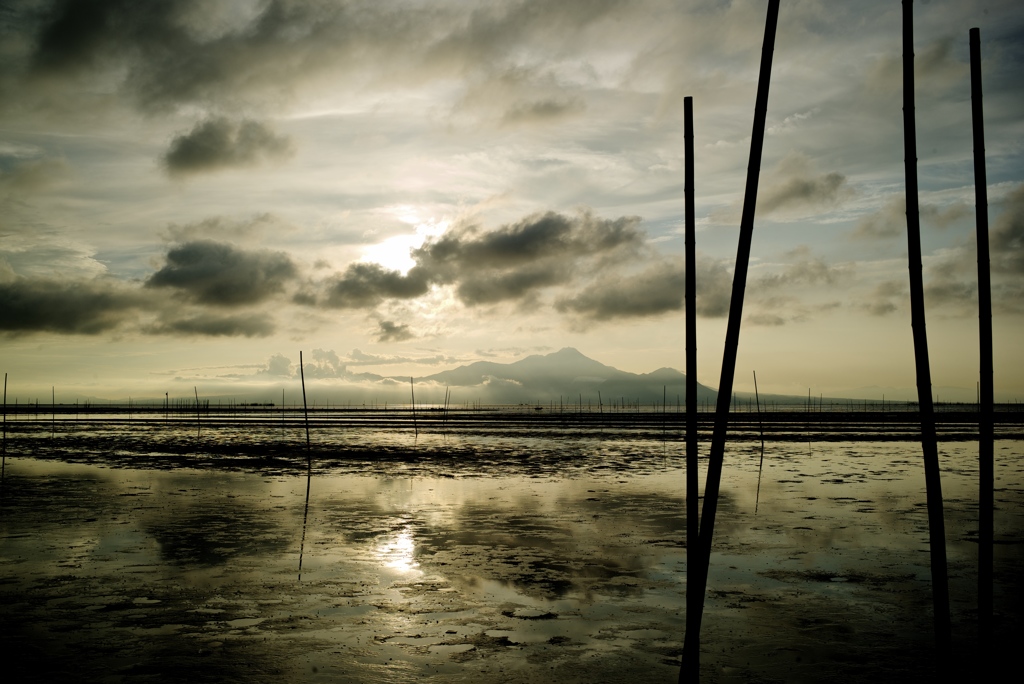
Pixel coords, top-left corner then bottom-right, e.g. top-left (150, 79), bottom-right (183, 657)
top-left (194, 386), bottom-right (200, 438)
top-left (683, 93), bottom-right (700, 679)
top-left (410, 378), bottom-right (418, 435)
top-left (754, 371), bottom-right (765, 514)
top-left (681, 3), bottom-right (779, 680)
top-left (970, 25), bottom-right (993, 646)
top-left (300, 352), bottom-right (310, 453)
top-left (2, 372), bottom-right (7, 480)
top-left (902, 0), bottom-right (952, 660)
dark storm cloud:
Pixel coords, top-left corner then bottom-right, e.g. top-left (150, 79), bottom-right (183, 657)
top-left (146, 312), bottom-right (275, 338)
top-left (376, 320), bottom-right (414, 343)
top-left (323, 263), bottom-right (431, 309)
top-left (0, 276), bottom-right (142, 334)
top-left (163, 117), bottom-right (293, 177)
top-left (146, 240), bottom-right (297, 306)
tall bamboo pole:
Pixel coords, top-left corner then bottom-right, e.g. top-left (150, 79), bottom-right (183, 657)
top-left (681, 2), bottom-right (779, 680)
top-left (683, 94), bottom-right (700, 678)
top-left (969, 25), bottom-right (993, 646)
top-left (902, 0), bottom-right (952, 660)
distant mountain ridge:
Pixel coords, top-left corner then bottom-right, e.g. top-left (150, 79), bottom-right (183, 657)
top-left (405, 347), bottom-right (718, 404)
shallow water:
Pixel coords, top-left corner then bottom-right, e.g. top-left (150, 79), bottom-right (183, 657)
top-left (0, 427), bottom-right (1022, 682)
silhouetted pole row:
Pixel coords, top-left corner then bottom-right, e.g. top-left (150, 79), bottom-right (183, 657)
top-left (681, 1), bottom-right (779, 681)
top-left (683, 93), bottom-right (700, 681)
top-left (969, 25), bottom-right (994, 647)
top-left (902, 0), bottom-right (951, 661)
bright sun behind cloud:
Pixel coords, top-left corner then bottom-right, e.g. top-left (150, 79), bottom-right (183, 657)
top-left (361, 218), bottom-right (448, 275)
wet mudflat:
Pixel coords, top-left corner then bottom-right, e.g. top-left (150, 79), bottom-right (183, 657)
top-left (1, 423), bottom-right (1022, 683)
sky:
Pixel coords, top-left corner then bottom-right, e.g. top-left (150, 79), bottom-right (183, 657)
top-left (1, 0), bottom-right (1023, 405)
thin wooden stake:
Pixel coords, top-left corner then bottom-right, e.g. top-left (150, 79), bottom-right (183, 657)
top-left (300, 352), bottom-right (311, 454)
top-left (682, 3), bottom-right (779, 680)
top-left (902, 0), bottom-right (951, 661)
top-left (754, 371), bottom-right (765, 514)
top-left (970, 25), bottom-right (994, 646)
top-left (410, 377), bottom-right (418, 436)
top-left (194, 386), bottom-right (200, 438)
top-left (3, 372), bottom-right (7, 479)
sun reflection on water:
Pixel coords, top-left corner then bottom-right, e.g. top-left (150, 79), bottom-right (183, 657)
top-left (376, 528), bottom-right (420, 574)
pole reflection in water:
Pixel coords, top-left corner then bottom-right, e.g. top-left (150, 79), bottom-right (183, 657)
top-left (297, 459), bottom-right (312, 581)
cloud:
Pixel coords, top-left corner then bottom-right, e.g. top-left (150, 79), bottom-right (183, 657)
top-left (556, 260), bottom-right (685, 321)
top-left (346, 349), bottom-right (460, 366)
top-left (414, 210), bottom-right (644, 305)
top-left (865, 35), bottom-right (966, 94)
top-left (991, 184), bottom-right (1024, 274)
top-left (860, 280), bottom-right (906, 316)
top-left (853, 196), bottom-right (972, 241)
top-left (301, 349), bottom-right (348, 379)
top-left (0, 276), bottom-right (143, 335)
top-left (161, 213), bottom-right (289, 243)
top-left (555, 251), bottom-right (741, 323)
top-left (322, 263), bottom-right (431, 309)
top-left (500, 96), bottom-right (585, 127)
top-left (163, 117), bottom-right (293, 177)
top-left (315, 210), bottom-right (644, 310)
top-left (757, 153), bottom-right (851, 217)
top-left (146, 240), bottom-right (297, 306)
top-left (376, 320), bottom-right (414, 342)
top-left (146, 312), bottom-right (275, 337)
top-left (755, 246), bottom-right (852, 289)
top-left (0, 156), bottom-right (71, 194)
top-left (260, 353), bottom-right (293, 376)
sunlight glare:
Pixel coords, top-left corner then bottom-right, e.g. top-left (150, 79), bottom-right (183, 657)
top-left (361, 218), bottom-right (449, 275)
top-left (377, 528), bottom-right (420, 574)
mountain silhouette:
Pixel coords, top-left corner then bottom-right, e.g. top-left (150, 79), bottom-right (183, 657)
top-left (411, 347), bottom-right (717, 405)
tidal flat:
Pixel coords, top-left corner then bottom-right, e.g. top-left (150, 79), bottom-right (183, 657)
top-left (1, 418), bottom-right (1022, 683)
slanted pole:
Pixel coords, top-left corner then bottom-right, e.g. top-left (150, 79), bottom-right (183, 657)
top-left (902, 0), bottom-right (952, 661)
top-left (681, 2), bottom-right (780, 681)
top-left (300, 351), bottom-right (311, 454)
